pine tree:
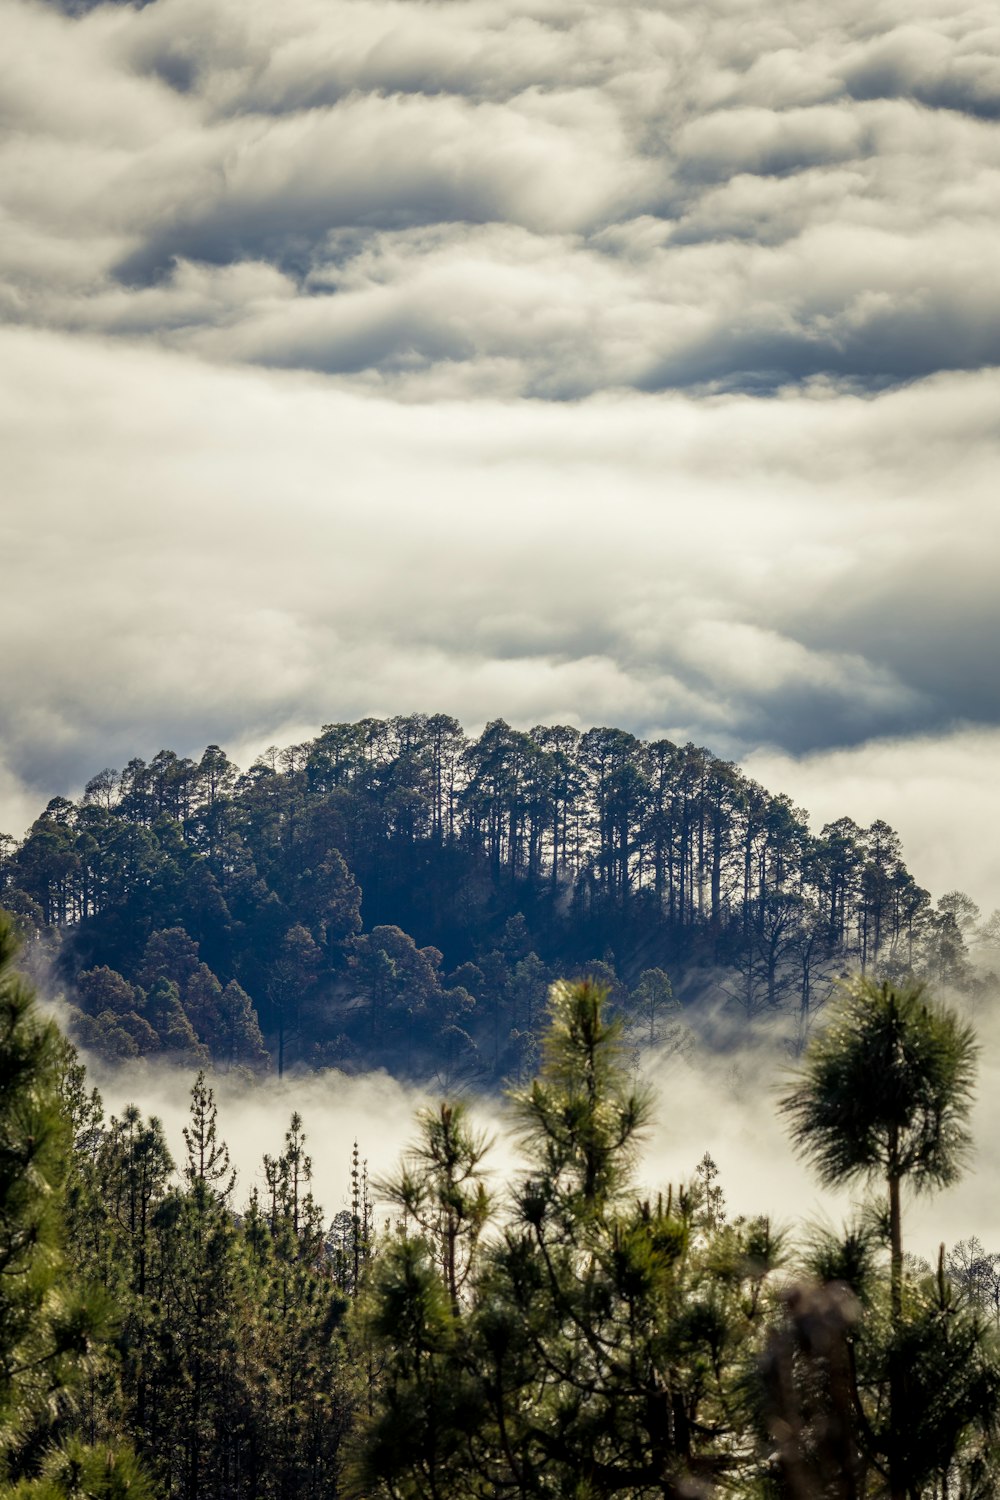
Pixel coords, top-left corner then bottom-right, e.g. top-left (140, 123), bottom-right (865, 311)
top-left (248, 1115), bottom-right (350, 1498)
top-left (780, 976), bottom-right (989, 1500)
top-left (149, 1074), bottom-right (245, 1499)
top-left (379, 1102), bottom-right (492, 1314)
top-left (0, 911), bottom-right (150, 1498)
top-left (352, 979), bottom-right (783, 1498)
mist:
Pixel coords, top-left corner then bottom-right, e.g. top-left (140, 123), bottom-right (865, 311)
top-left (79, 988), bottom-right (1000, 1269)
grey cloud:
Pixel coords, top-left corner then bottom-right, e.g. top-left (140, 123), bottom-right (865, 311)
top-left (790, 565), bottom-right (1000, 729)
top-left (5, 0), bottom-right (1000, 395)
top-left (843, 24), bottom-right (1000, 119)
top-left (675, 104), bottom-right (867, 181)
top-left (1, 327), bottom-right (998, 829)
top-left (116, 1), bottom-right (694, 117)
top-left (50, 0), bottom-right (152, 13)
top-left (109, 90), bottom-right (643, 284)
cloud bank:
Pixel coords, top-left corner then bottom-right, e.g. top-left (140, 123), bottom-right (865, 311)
top-left (5, 0), bottom-right (1000, 394)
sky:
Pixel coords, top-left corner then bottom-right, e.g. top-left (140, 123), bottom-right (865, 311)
top-left (3, 0), bottom-right (1000, 912)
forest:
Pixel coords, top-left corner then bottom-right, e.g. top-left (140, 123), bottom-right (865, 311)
top-left (3, 905), bottom-right (1000, 1500)
top-left (4, 716), bottom-right (1000, 1496)
top-left (0, 716), bottom-right (994, 1083)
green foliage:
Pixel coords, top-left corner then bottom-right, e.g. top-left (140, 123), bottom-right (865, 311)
top-left (779, 976), bottom-right (996, 1500)
top-left (780, 976), bottom-right (978, 1193)
top-left (379, 1101), bottom-right (492, 1310)
top-left (0, 913), bottom-right (132, 1490)
top-left (351, 980), bottom-right (784, 1499)
top-left (511, 978), bottom-right (651, 1218)
top-left (801, 1217), bottom-right (883, 1306)
top-left (2, 1439), bottom-right (153, 1500)
top-left (7, 715), bottom-right (976, 1082)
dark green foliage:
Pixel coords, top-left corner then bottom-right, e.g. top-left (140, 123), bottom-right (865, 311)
top-left (351, 980), bottom-right (785, 1499)
top-left (380, 1101), bottom-right (492, 1312)
top-left (780, 976), bottom-right (978, 1193)
top-left (6, 915), bottom-right (1000, 1499)
top-left (146, 976), bottom-right (206, 1061)
top-left (4, 1438), bottom-right (154, 1500)
top-left (779, 977), bottom-right (996, 1500)
top-left (882, 1283), bottom-right (1000, 1493)
top-left (52, 1063), bottom-right (355, 1499)
top-left (802, 1218), bottom-right (883, 1306)
top-left (242, 1113), bottom-right (350, 1499)
top-left (0, 913), bottom-right (139, 1493)
top-left (5, 714), bottom-right (974, 1082)
top-left (511, 977), bottom-right (651, 1216)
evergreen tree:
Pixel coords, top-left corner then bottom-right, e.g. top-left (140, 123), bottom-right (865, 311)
top-left (248, 1116), bottom-right (350, 1498)
top-left (352, 979), bottom-right (783, 1498)
top-left (147, 1074), bottom-right (245, 1499)
top-left (780, 976), bottom-right (988, 1500)
top-left (0, 912), bottom-right (149, 1498)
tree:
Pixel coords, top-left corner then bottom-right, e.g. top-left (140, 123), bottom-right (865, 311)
top-left (146, 1075), bottom-right (243, 1499)
top-left (145, 977), bottom-right (206, 1061)
top-left (627, 967), bottom-right (677, 1048)
top-left (267, 924), bottom-right (322, 1077)
top-left (137, 927), bottom-right (200, 994)
top-left (183, 961), bottom-right (225, 1054)
top-left (353, 980), bottom-right (784, 1498)
top-left (247, 1116), bottom-right (350, 1497)
top-left (0, 911), bottom-right (149, 1497)
top-left (780, 976), bottom-right (979, 1500)
top-left (947, 1237), bottom-right (1000, 1322)
top-left (218, 979), bottom-right (269, 1072)
top-left (379, 1102), bottom-right (492, 1315)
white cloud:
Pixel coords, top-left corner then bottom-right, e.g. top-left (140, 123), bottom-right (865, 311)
top-left (2, 0), bottom-right (999, 1285)
top-left (4, 0), bottom-right (1000, 394)
top-left (743, 728), bottom-right (1000, 917)
top-left (1, 327), bottom-right (998, 879)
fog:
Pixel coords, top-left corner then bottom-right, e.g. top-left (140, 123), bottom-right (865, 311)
top-left (82, 995), bottom-right (1000, 1267)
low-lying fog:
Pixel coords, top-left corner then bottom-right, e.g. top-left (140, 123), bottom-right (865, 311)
top-left (79, 984), bottom-right (1000, 1266)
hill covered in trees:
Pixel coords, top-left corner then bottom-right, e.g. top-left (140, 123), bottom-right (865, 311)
top-left (0, 715), bottom-right (992, 1081)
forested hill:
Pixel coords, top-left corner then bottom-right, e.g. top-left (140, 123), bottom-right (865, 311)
top-left (0, 715), bottom-right (987, 1081)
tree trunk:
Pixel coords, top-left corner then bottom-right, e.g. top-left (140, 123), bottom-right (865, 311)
top-left (889, 1162), bottom-right (904, 1500)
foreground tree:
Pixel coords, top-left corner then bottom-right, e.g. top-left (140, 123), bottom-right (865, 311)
top-left (0, 911), bottom-right (151, 1498)
top-left (351, 979), bottom-right (783, 1498)
top-left (780, 976), bottom-right (984, 1500)
top-left (780, 977), bottom-right (977, 1318)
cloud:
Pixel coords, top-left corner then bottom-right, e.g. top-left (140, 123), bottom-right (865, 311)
top-left (4, 0), bottom-right (998, 1277)
top-left (744, 728), bottom-right (1000, 919)
top-left (73, 998), bottom-right (1000, 1271)
top-left (843, 22), bottom-right (1000, 118)
top-left (4, 0), bottom-right (1000, 393)
top-left (1, 326), bottom-right (998, 855)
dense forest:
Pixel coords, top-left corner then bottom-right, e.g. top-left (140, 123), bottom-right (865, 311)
top-left (0, 716), bottom-right (993, 1082)
top-left (4, 909), bottom-right (1000, 1500)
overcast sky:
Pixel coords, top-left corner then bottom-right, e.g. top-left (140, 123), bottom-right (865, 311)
top-left (3, 0), bottom-right (1000, 911)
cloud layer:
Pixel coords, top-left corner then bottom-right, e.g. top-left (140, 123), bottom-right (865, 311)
top-left (3, 0), bottom-right (999, 911)
top-left (5, 0), bottom-right (1000, 395)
